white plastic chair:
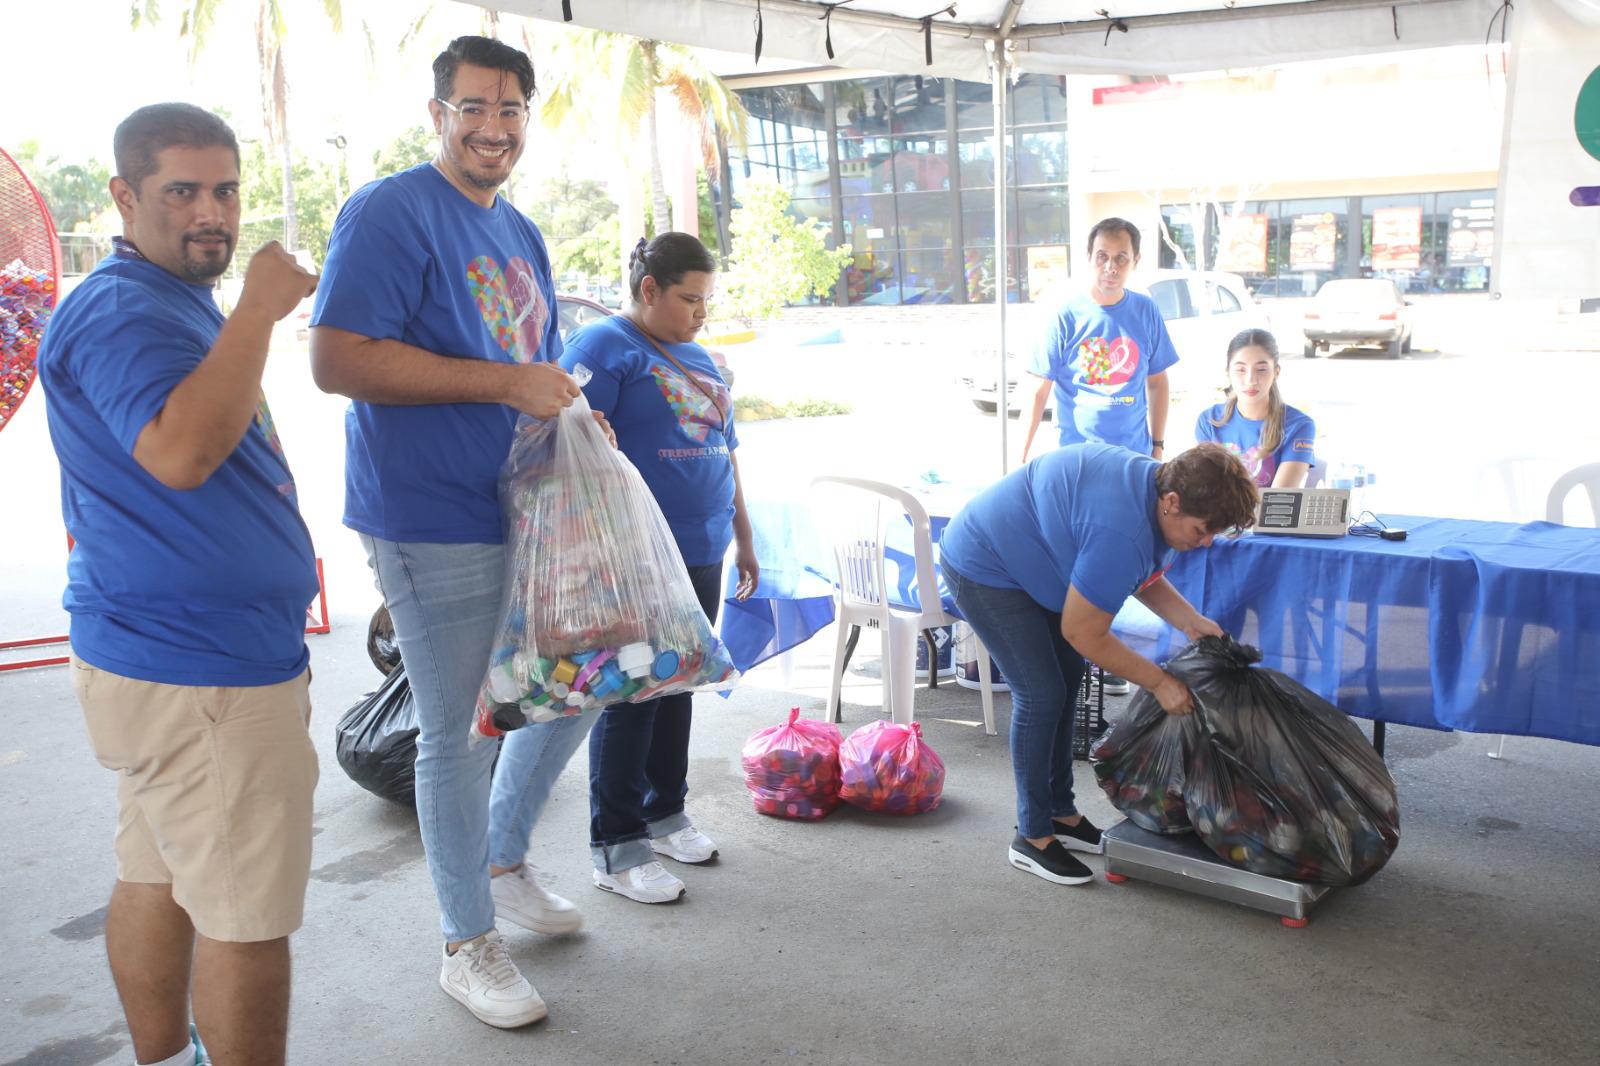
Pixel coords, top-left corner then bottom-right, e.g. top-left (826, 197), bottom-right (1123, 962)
top-left (809, 476), bottom-right (996, 736)
top-left (1488, 461), bottom-right (1600, 759)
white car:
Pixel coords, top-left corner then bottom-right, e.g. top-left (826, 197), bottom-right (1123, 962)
top-left (1302, 278), bottom-right (1413, 358)
top-left (961, 269), bottom-right (1270, 414)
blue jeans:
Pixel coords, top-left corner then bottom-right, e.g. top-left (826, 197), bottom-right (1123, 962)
top-left (589, 563), bottom-right (724, 874)
top-left (362, 536), bottom-right (595, 943)
top-left (944, 563), bottom-right (1086, 840)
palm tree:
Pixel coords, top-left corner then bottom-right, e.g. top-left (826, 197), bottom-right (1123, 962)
top-left (133, 0), bottom-right (345, 253)
top-left (539, 29), bottom-right (748, 236)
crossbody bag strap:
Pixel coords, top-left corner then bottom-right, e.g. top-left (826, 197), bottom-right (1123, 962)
top-left (620, 317), bottom-right (730, 433)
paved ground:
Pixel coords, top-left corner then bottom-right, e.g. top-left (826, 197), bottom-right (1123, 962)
top-left (4, 297), bottom-right (1599, 1064)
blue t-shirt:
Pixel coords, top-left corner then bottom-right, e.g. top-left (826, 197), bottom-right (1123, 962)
top-left (1194, 402), bottom-right (1317, 487)
top-left (940, 443), bottom-right (1174, 615)
top-left (312, 163), bottom-right (562, 544)
top-left (37, 245), bottom-right (318, 686)
top-left (1029, 288), bottom-right (1179, 453)
top-left (560, 315), bottom-right (738, 566)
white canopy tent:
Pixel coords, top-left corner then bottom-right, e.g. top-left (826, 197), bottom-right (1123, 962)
top-left (491, 0), bottom-right (1542, 467)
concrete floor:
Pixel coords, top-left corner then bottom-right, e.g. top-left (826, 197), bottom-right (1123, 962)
top-left (3, 612), bottom-right (1598, 1066)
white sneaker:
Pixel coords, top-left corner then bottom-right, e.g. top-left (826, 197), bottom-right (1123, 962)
top-left (592, 860), bottom-right (686, 903)
top-left (491, 864), bottom-right (583, 935)
top-left (438, 930), bottom-right (547, 1029)
top-left (650, 825), bottom-right (719, 864)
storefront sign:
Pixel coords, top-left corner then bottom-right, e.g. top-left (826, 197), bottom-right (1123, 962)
top-left (1289, 212), bottom-right (1337, 271)
top-left (1026, 245), bottom-right (1071, 302)
top-left (1371, 207), bottom-right (1422, 270)
top-left (1447, 203), bottom-right (1495, 266)
top-left (1216, 213), bottom-right (1268, 275)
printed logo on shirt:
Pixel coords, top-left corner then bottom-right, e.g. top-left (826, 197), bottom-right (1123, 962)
top-left (253, 394), bottom-right (297, 499)
top-left (1219, 440), bottom-right (1266, 481)
top-left (650, 363), bottom-right (729, 445)
top-left (1076, 334), bottom-right (1140, 388)
top-left (1292, 438), bottom-right (1314, 452)
top-left (465, 255), bottom-right (549, 363)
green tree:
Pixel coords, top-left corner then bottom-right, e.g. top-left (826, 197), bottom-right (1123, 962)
top-left (12, 142), bottom-right (113, 233)
top-left (540, 29), bottom-right (748, 235)
top-left (373, 125), bottom-right (434, 178)
top-left (718, 179), bottom-right (850, 324)
top-left (236, 141), bottom-right (341, 269)
top-left (519, 175), bottom-right (622, 283)
top-left (134, 0), bottom-right (346, 253)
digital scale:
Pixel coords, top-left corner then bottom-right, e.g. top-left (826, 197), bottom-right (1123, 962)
top-left (1102, 820), bottom-right (1334, 928)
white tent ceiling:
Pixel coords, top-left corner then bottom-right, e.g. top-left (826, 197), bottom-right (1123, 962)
top-left (496, 0), bottom-right (1508, 80)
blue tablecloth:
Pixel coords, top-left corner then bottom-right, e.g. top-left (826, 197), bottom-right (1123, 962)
top-left (722, 503), bottom-right (1600, 747)
top-left (1126, 515), bottom-right (1600, 744)
top-left (720, 497), bottom-right (960, 674)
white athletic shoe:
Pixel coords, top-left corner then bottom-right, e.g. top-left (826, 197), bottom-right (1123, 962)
top-left (592, 860), bottom-right (687, 903)
top-left (650, 825), bottom-right (719, 864)
top-left (491, 864), bottom-right (583, 935)
top-left (438, 930), bottom-right (548, 1029)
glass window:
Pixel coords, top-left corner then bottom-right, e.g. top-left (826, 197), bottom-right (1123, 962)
top-left (1015, 187), bottom-right (1068, 246)
top-left (1360, 193), bottom-right (1426, 291)
top-left (896, 190), bottom-right (956, 247)
top-left (960, 248), bottom-right (1029, 303)
top-left (844, 248), bottom-right (899, 305)
top-left (957, 129), bottom-right (996, 188)
top-left (955, 81), bottom-right (994, 130)
top-left (840, 194), bottom-right (897, 256)
top-left (1208, 282), bottom-right (1242, 314)
top-left (1433, 190), bottom-right (1494, 293)
top-left (836, 137), bottom-right (894, 195)
top-left (1275, 197), bottom-right (1349, 292)
top-left (789, 197), bottom-right (837, 243)
top-left (834, 77), bottom-right (893, 136)
top-left (890, 75), bottom-right (947, 135)
top-left (899, 249), bottom-right (959, 304)
top-left (1008, 74), bottom-right (1068, 126)
top-left (742, 83), bottom-right (828, 137)
top-left (962, 188), bottom-right (996, 247)
top-left (891, 135), bottom-right (951, 191)
top-left (1013, 127), bottom-right (1066, 186)
top-left (1149, 279), bottom-right (1192, 322)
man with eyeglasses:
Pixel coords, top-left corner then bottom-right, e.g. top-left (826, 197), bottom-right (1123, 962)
top-left (1020, 217), bottom-right (1177, 466)
top-left (1020, 216), bottom-right (1179, 696)
top-left (310, 35), bottom-right (595, 1029)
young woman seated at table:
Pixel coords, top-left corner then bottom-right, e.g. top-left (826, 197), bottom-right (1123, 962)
top-left (1194, 328), bottom-right (1316, 488)
top-left (939, 442), bottom-right (1260, 886)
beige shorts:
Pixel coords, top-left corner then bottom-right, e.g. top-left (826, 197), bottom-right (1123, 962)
top-left (72, 655), bottom-right (319, 943)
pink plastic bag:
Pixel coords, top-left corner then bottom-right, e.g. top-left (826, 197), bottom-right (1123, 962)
top-left (838, 720), bottom-right (945, 815)
top-left (741, 708), bottom-right (843, 820)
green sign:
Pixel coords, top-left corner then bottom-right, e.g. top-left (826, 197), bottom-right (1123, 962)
top-left (1578, 65), bottom-right (1600, 163)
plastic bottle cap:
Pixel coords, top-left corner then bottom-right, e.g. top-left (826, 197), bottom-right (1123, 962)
top-left (652, 651), bottom-right (680, 679)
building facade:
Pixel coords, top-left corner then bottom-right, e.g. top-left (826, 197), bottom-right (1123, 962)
top-left (725, 47), bottom-right (1504, 306)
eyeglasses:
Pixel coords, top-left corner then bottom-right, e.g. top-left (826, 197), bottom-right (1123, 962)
top-left (434, 97), bottom-right (530, 131)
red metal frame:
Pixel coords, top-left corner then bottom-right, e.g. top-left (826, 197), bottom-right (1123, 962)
top-left (3, 558), bottom-right (331, 673)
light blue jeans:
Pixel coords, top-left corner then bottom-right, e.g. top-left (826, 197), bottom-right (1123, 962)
top-left (362, 536), bottom-right (597, 944)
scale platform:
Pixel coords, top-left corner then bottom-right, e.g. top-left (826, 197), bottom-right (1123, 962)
top-left (1102, 819), bottom-right (1334, 927)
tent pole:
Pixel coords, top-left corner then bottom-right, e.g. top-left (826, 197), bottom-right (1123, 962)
top-left (990, 39), bottom-right (1010, 474)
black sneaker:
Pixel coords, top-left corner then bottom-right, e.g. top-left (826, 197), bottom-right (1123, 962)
top-left (1052, 815), bottom-right (1104, 855)
top-left (1008, 834), bottom-right (1094, 886)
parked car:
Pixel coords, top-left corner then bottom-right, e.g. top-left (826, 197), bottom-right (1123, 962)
top-left (1302, 278), bottom-right (1413, 358)
top-left (556, 293), bottom-right (734, 389)
top-left (960, 269), bottom-right (1270, 414)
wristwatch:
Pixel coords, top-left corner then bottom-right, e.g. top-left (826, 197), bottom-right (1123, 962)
top-left (1152, 439), bottom-right (1165, 448)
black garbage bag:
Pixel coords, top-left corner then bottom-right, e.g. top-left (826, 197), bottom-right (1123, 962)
top-left (1089, 676), bottom-right (1202, 835)
top-left (335, 665), bottom-right (418, 807)
top-left (1179, 637), bottom-right (1400, 886)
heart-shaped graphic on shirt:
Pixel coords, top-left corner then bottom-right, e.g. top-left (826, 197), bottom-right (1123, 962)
top-left (1077, 334), bottom-right (1140, 387)
top-left (466, 255), bottom-right (549, 364)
